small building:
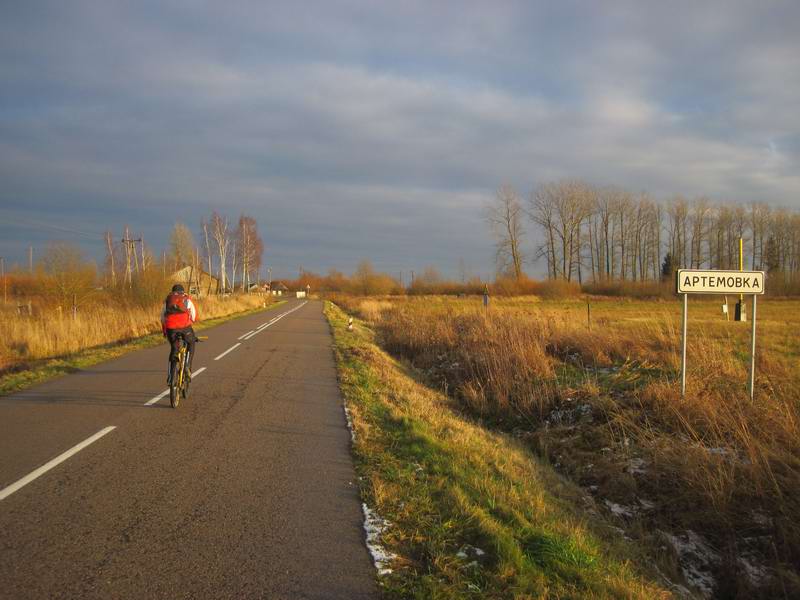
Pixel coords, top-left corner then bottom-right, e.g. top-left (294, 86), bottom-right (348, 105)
top-left (171, 265), bottom-right (220, 297)
top-left (270, 282), bottom-right (289, 296)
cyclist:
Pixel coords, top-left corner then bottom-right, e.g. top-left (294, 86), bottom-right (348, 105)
top-left (161, 283), bottom-right (198, 384)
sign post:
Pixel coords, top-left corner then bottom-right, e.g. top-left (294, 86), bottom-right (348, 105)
top-left (676, 269), bottom-right (765, 399)
top-left (750, 293), bottom-right (757, 400)
top-left (681, 293), bottom-right (688, 397)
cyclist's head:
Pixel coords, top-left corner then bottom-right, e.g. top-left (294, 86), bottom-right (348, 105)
top-left (171, 283), bottom-right (185, 294)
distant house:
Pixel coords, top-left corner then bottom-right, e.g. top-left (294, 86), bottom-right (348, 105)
top-left (270, 282), bottom-right (289, 296)
top-left (170, 265), bottom-right (220, 297)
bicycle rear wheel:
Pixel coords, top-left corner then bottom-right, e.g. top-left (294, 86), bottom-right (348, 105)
top-left (181, 363), bottom-right (190, 400)
top-left (169, 359), bottom-right (181, 408)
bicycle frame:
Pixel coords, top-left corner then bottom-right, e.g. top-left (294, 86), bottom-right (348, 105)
top-left (175, 344), bottom-right (187, 389)
top-left (168, 333), bottom-right (204, 408)
top-left (169, 333), bottom-right (191, 408)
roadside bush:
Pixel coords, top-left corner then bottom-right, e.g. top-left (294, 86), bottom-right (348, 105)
top-left (582, 280), bottom-right (675, 298)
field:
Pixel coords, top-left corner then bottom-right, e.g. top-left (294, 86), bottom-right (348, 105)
top-left (329, 294), bottom-right (800, 598)
top-left (0, 294), bottom-right (279, 394)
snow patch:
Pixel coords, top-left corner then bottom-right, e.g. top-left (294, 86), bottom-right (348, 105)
top-left (738, 553), bottom-right (769, 586)
top-left (637, 498), bottom-right (656, 511)
top-left (545, 403), bottom-right (593, 427)
top-left (627, 457), bottom-right (648, 475)
top-left (707, 447), bottom-right (731, 456)
top-left (750, 510), bottom-right (772, 527)
top-left (662, 530), bottom-right (720, 597)
top-left (604, 500), bottom-right (635, 518)
top-left (343, 404), bottom-right (356, 443)
top-left (362, 503), bottom-right (397, 576)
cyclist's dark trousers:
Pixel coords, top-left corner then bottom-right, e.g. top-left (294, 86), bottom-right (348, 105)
top-left (167, 327), bottom-right (196, 371)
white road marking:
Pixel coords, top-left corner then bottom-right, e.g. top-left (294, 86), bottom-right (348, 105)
top-left (145, 389), bottom-right (170, 406)
top-left (214, 343), bottom-right (241, 361)
top-left (243, 302), bottom-right (307, 340)
top-left (145, 367), bottom-right (207, 406)
top-left (0, 426), bottom-right (117, 501)
top-left (237, 331), bottom-right (254, 340)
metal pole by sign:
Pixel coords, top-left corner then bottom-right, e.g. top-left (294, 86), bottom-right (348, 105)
top-left (676, 269), bottom-right (764, 398)
top-left (749, 294), bottom-right (757, 400)
top-left (681, 293), bottom-right (688, 398)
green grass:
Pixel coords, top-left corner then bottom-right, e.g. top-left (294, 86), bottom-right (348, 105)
top-left (325, 301), bottom-right (670, 599)
top-left (0, 300), bottom-right (286, 397)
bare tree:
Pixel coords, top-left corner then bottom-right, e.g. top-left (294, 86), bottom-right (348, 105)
top-left (529, 186), bottom-right (558, 278)
top-left (169, 222), bottom-right (196, 271)
top-left (531, 181), bottom-right (594, 281)
top-left (486, 185), bottom-right (526, 279)
top-left (210, 212), bottom-right (230, 292)
top-left (230, 239), bottom-right (238, 292)
top-left (689, 197), bottom-right (711, 268)
top-left (236, 215), bottom-right (263, 292)
top-left (201, 219), bottom-right (213, 294)
top-left (40, 243), bottom-right (96, 312)
top-left (750, 202), bottom-right (771, 270)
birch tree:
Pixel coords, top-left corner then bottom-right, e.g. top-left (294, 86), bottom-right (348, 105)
top-left (486, 185), bottom-right (526, 279)
top-left (210, 212), bottom-right (230, 293)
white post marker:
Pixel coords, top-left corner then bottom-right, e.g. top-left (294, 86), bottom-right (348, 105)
top-left (676, 269), bottom-right (764, 399)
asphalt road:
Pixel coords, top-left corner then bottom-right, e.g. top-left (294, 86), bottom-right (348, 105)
top-left (0, 299), bottom-right (377, 599)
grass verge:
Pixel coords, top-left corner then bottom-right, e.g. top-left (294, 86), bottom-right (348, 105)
top-left (0, 300), bottom-right (286, 397)
top-left (325, 301), bottom-right (671, 599)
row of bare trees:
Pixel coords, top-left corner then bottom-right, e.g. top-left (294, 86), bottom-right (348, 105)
top-left (102, 213), bottom-right (263, 296)
top-left (194, 212), bottom-right (264, 293)
top-left (488, 181), bottom-right (800, 287)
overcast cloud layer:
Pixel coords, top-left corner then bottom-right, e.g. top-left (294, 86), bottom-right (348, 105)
top-left (1, 1), bottom-right (799, 278)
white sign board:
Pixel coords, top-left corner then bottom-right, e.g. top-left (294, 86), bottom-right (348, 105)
top-left (676, 269), bottom-right (765, 295)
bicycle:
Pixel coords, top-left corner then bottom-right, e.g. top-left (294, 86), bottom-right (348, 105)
top-left (168, 334), bottom-right (206, 408)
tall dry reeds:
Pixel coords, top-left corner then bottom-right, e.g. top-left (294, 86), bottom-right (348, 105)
top-left (0, 294), bottom-right (271, 371)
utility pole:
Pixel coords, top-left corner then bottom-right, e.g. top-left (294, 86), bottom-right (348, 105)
top-left (268, 267), bottom-right (272, 289)
top-left (28, 246), bottom-right (33, 273)
top-left (123, 227), bottom-right (132, 286)
top-left (1, 256), bottom-right (6, 304)
top-left (121, 227), bottom-right (142, 286)
top-left (105, 232), bottom-right (116, 287)
top-left (195, 248), bottom-right (201, 293)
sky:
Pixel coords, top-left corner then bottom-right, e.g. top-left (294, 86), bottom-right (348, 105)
top-left (1, 1), bottom-right (799, 279)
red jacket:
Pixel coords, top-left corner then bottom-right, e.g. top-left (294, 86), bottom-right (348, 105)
top-left (161, 292), bottom-right (197, 331)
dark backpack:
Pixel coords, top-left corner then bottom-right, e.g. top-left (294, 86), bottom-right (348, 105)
top-left (165, 292), bottom-right (189, 315)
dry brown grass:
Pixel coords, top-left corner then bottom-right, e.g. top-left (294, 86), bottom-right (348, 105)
top-left (326, 301), bottom-right (672, 598)
top-left (0, 294), bottom-right (272, 372)
top-left (336, 294), bottom-right (800, 597)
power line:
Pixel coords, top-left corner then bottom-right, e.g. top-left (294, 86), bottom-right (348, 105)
top-left (0, 212), bottom-right (104, 240)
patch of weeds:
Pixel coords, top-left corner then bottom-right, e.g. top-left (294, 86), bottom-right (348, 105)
top-left (325, 301), bottom-right (669, 599)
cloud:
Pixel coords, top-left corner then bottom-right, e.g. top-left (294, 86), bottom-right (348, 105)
top-left (0, 1), bottom-right (799, 276)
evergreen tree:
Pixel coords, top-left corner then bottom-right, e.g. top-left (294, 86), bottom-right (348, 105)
top-left (660, 252), bottom-right (675, 281)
